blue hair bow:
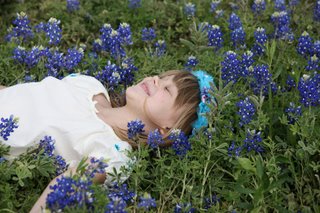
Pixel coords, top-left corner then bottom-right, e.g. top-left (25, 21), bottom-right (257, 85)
top-left (191, 70), bottom-right (217, 135)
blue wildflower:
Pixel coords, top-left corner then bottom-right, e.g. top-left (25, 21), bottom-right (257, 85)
top-left (169, 129), bottom-right (191, 157)
top-left (297, 73), bottom-right (320, 107)
top-left (210, 0), bottom-right (221, 13)
top-left (237, 97), bottom-right (256, 127)
top-left (12, 46), bottom-right (27, 64)
top-left (92, 39), bottom-right (103, 53)
top-left (228, 141), bottom-right (236, 156)
top-left (127, 119), bottom-right (145, 140)
top-left (286, 75), bottom-right (296, 90)
top-left (137, 193), bottom-right (157, 210)
top-left (45, 49), bottom-right (64, 77)
top-left (141, 27), bottom-right (156, 42)
top-left (231, 27), bottom-right (246, 48)
top-left (208, 25), bottom-right (223, 51)
top-left (147, 129), bottom-right (164, 149)
top-left (24, 46), bottom-right (44, 69)
top-left (285, 102), bottom-right (302, 124)
top-left (85, 158), bottom-right (108, 179)
top-left (36, 18), bottom-right (62, 46)
top-left (271, 11), bottom-right (293, 41)
top-left (66, 0), bottom-right (80, 12)
top-left (154, 40), bottom-right (166, 57)
top-left (313, 40), bottom-right (320, 57)
top-left (297, 31), bottom-right (313, 58)
top-left (185, 55), bottom-right (198, 71)
top-left (204, 194), bottom-right (220, 210)
top-left (46, 176), bottom-right (94, 211)
top-left (128, 0), bottom-right (141, 9)
top-left (184, 2), bottom-right (196, 18)
top-left (243, 129), bottom-right (264, 154)
top-left (0, 115), bottom-right (19, 141)
top-left (109, 29), bottom-right (126, 59)
top-left (107, 182), bottom-right (135, 204)
top-left (6, 12), bottom-right (34, 42)
top-left (306, 55), bottom-right (320, 71)
top-left (315, 1), bottom-right (320, 21)
top-left (221, 51), bottom-right (242, 84)
top-left (241, 50), bottom-right (254, 76)
top-left (54, 155), bottom-right (68, 176)
top-left (63, 47), bottom-right (84, 71)
top-left (39, 136), bottom-right (55, 157)
top-left (252, 27), bottom-right (268, 56)
top-left (105, 196), bottom-right (127, 213)
top-left (95, 61), bottom-right (121, 91)
top-left (120, 58), bottom-right (138, 87)
top-left (249, 64), bottom-right (277, 96)
top-left (252, 0), bottom-right (266, 15)
top-left (229, 13), bottom-right (242, 30)
top-left (274, 0), bottom-right (286, 11)
top-left (174, 203), bottom-right (196, 213)
top-left (118, 23), bottom-right (133, 46)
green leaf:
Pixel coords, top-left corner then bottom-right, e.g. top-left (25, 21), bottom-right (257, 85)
top-left (255, 156), bottom-right (264, 180)
top-left (238, 157), bottom-right (256, 173)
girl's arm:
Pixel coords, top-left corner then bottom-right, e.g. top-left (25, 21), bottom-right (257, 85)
top-left (30, 162), bottom-right (106, 213)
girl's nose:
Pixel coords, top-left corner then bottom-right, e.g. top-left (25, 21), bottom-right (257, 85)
top-left (153, 76), bottom-right (159, 87)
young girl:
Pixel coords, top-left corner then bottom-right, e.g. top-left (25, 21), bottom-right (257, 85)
top-left (0, 69), bottom-right (214, 211)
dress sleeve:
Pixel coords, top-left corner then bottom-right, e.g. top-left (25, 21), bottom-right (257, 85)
top-left (62, 73), bottom-right (110, 101)
top-left (74, 133), bottom-right (133, 184)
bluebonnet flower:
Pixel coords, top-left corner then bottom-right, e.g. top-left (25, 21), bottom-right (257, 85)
top-left (96, 61), bottom-right (121, 91)
top-left (243, 129), bottom-right (264, 154)
top-left (118, 23), bottom-right (133, 46)
top-left (154, 40), bottom-right (166, 57)
top-left (66, 0), bottom-right (80, 12)
top-left (169, 129), bottom-right (191, 157)
top-left (231, 27), bottom-right (246, 48)
top-left (221, 51), bottom-right (242, 84)
top-left (210, 0), bottom-right (221, 13)
top-left (289, 0), bottom-right (300, 7)
top-left (85, 158), bottom-right (108, 178)
top-left (39, 136), bottom-right (55, 157)
top-left (297, 31), bottom-right (313, 58)
top-left (109, 29), bottom-right (126, 59)
top-left (92, 39), bottom-right (103, 53)
top-left (45, 49), bottom-right (64, 77)
top-left (249, 64), bottom-right (277, 96)
top-left (313, 40), bottom-right (320, 57)
top-left (54, 155), bottom-right (68, 176)
top-left (141, 27), bottom-right (156, 42)
top-left (184, 2), bottom-right (196, 18)
top-left (12, 46), bottom-right (27, 64)
top-left (252, 0), bottom-right (266, 15)
top-left (315, 1), bottom-right (320, 21)
top-left (274, 0), bottom-right (286, 11)
top-left (306, 55), bottom-right (320, 71)
top-left (286, 75), bottom-right (296, 90)
top-left (105, 196), bottom-right (127, 213)
top-left (229, 13), bottom-right (242, 31)
top-left (204, 194), bottom-right (220, 210)
top-left (107, 182), bottom-right (135, 204)
top-left (297, 73), bottom-right (320, 107)
top-left (208, 25), bottom-right (223, 51)
top-left (137, 193), bottom-right (157, 210)
top-left (36, 18), bottom-right (62, 46)
top-left (174, 203), bottom-right (196, 213)
top-left (127, 119), bottom-right (145, 140)
top-left (237, 97), bottom-right (256, 126)
top-left (46, 176), bottom-right (94, 211)
top-left (6, 12), bottom-right (34, 42)
top-left (252, 27), bottom-right (268, 56)
top-left (285, 102), bottom-right (302, 124)
top-left (215, 9), bottom-right (224, 18)
top-left (184, 55), bottom-right (198, 71)
top-left (120, 58), bottom-right (138, 87)
top-left (0, 115), bottom-right (19, 141)
top-left (100, 23), bottom-right (113, 49)
top-left (147, 129), bottom-right (164, 149)
top-left (128, 0), bottom-right (141, 9)
top-left (271, 11), bottom-right (293, 41)
top-left (241, 51), bottom-right (254, 77)
top-left (24, 46), bottom-right (44, 69)
top-left (63, 47), bottom-right (84, 71)
top-left (228, 142), bottom-right (242, 157)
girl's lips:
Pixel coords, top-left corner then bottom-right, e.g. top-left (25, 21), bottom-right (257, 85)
top-left (141, 82), bottom-right (150, 96)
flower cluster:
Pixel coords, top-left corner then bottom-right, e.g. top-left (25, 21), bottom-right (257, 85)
top-left (229, 13), bottom-right (242, 31)
top-left (107, 182), bottom-right (135, 204)
top-left (120, 58), bottom-right (139, 87)
top-left (141, 27), bottom-right (156, 42)
top-left (127, 119), bottom-right (145, 140)
top-left (315, 1), bottom-right (320, 21)
top-left (274, 0), bottom-right (286, 11)
top-left (252, 27), bottom-right (268, 56)
top-left (228, 130), bottom-right (264, 156)
top-left (185, 55), bottom-right (198, 71)
top-left (128, 0), bottom-right (141, 9)
top-left (85, 158), bottom-right (108, 178)
top-left (169, 129), bottom-right (191, 157)
top-left (46, 176), bottom-right (94, 211)
top-left (249, 64), bottom-right (277, 96)
top-left (137, 193), bottom-right (157, 210)
top-left (237, 97), bottom-right (256, 126)
top-left (174, 203), bottom-right (196, 213)
top-left (210, 0), bottom-right (221, 13)
top-left (306, 55), bottom-right (320, 71)
top-left (285, 102), bottom-right (302, 124)
top-left (241, 51), bottom-right (254, 76)
top-left (297, 31), bottom-right (313, 58)
top-left (184, 2), bottom-right (196, 18)
top-left (66, 0), bottom-right (80, 12)
top-left (286, 75), bottom-right (296, 91)
top-left (105, 196), bottom-right (127, 212)
top-left (13, 46), bottom-right (45, 69)
top-left (231, 27), bottom-right (246, 48)
top-left (271, 11), bottom-right (294, 41)
top-left (221, 51), bottom-right (242, 84)
top-left (297, 73), bottom-right (320, 107)
top-left (63, 47), bottom-right (84, 71)
top-left (45, 49), bottom-right (64, 77)
top-left (154, 40), bottom-right (166, 57)
top-left (6, 12), bottom-right (33, 43)
top-left (36, 18), bottom-right (62, 46)
top-left (147, 129), bottom-right (164, 149)
top-left (204, 194), bottom-right (220, 210)
top-left (252, 0), bottom-right (266, 15)
top-left (207, 25), bottom-right (223, 51)
top-left (0, 115), bottom-right (19, 141)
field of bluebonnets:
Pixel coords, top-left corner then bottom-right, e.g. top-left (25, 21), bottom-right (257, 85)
top-left (0, 0), bottom-right (320, 212)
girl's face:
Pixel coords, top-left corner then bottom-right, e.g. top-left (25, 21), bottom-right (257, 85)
top-left (126, 75), bottom-right (183, 130)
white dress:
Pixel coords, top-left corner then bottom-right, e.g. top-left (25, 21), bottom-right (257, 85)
top-left (0, 73), bottom-right (132, 182)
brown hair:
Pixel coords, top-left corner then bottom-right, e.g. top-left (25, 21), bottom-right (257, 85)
top-left (109, 70), bottom-right (200, 148)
